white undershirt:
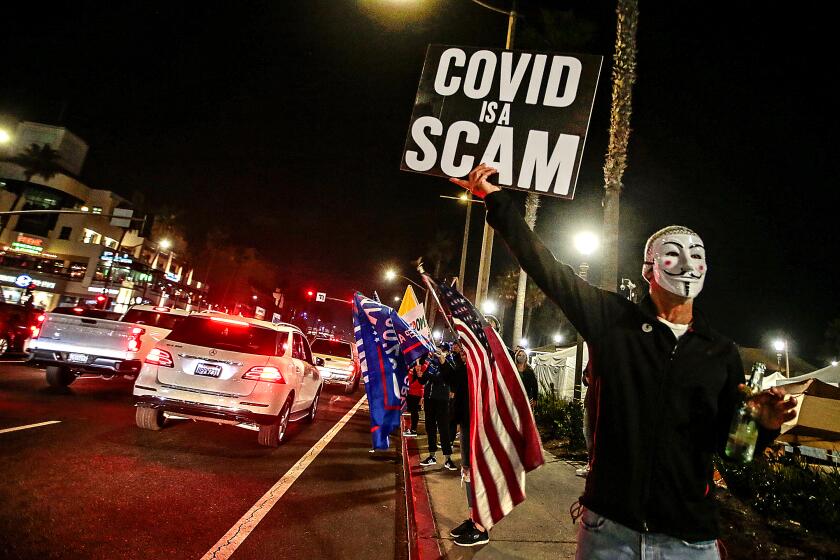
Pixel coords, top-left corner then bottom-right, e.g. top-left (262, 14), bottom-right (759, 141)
top-left (658, 317), bottom-right (690, 339)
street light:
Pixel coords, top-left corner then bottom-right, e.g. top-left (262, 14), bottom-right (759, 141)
top-left (439, 193), bottom-right (485, 292)
top-left (573, 231), bottom-right (599, 400)
top-left (553, 333), bottom-right (564, 344)
top-left (481, 299), bottom-right (497, 315)
top-left (159, 239), bottom-right (172, 250)
top-left (773, 338), bottom-right (791, 377)
top-left (0, 129), bottom-right (11, 144)
top-left (832, 360), bottom-right (838, 367)
top-left (519, 337), bottom-right (529, 348)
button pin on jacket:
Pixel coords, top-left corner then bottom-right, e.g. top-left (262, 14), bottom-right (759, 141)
top-left (642, 323), bottom-right (653, 333)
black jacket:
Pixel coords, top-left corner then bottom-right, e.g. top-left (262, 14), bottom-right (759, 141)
top-left (486, 190), bottom-right (777, 542)
top-left (518, 364), bottom-right (539, 402)
top-left (420, 357), bottom-right (451, 401)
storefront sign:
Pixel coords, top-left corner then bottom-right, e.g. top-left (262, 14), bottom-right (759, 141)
top-left (0, 273), bottom-right (57, 290)
top-left (11, 234), bottom-right (45, 255)
top-left (87, 287), bottom-right (120, 295)
top-left (101, 251), bottom-right (134, 264)
top-left (401, 45), bottom-right (603, 199)
top-left (165, 271), bottom-right (181, 282)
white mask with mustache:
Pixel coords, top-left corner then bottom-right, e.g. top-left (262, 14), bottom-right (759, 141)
top-left (648, 233), bottom-right (707, 299)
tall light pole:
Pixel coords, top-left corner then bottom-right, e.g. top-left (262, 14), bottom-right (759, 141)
top-left (573, 231), bottom-right (599, 400)
top-left (438, 193), bottom-right (485, 293)
top-left (474, 0), bottom-right (518, 310)
top-left (773, 338), bottom-right (790, 378)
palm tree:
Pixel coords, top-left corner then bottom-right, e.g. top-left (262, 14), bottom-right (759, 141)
top-left (523, 278), bottom-right (547, 342)
top-left (601, 0), bottom-right (639, 292)
top-left (1, 143), bottom-right (64, 237)
top-left (512, 193), bottom-right (539, 344)
top-left (8, 143), bottom-right (63, 183)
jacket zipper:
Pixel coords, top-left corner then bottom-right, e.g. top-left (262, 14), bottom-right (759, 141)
top-left (639, 336), bottom-right (682, 533)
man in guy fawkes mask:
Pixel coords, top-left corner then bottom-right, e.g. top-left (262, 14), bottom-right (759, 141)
top-left (451, 164), bottom-right (798, 559)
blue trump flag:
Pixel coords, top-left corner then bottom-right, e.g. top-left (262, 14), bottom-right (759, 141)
top-left (352, 292), bottom-right (434, 449)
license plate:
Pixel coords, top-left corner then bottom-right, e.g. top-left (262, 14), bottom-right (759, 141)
top-left (194, 363), bottom-right (222, 378)
top-left (68, 353), bottom-right (89, 363)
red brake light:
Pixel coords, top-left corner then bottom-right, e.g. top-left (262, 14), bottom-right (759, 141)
top-left (243, 366), bottom-right (285, 383)
top-left (127, 327), bottom-right (145, 352)
top-left (145, 348), bottom-right (174, 367)
top-left (73, 307), bottom-right (84, 313)
top-left (30, 325), bottom-right (41, 339)
top-left (37, 314), bottom-right (46, 323)
top-left (210, 317), bottom-right (250, 327)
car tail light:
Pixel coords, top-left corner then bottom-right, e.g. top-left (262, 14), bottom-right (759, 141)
top-left (30, 325), bottom-right (41, 339)
top-left (243, 366), bottom-right (286, 383)
top-left (145, 348), bottom-right (174, 367)
top-left (127, 327), bottom-right (145, 353)
top-left (211, 317), bottom-right (250, 327)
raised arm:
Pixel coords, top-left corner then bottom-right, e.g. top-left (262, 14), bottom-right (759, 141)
top-left (450, 164), bottom-right (628, 340)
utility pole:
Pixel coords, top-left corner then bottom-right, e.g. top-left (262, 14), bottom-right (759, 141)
top-left (474, 0), bottom-right (517, 309)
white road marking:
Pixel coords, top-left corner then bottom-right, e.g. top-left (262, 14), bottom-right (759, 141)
top-left (0, 420), bottom-right (62, 434)
top-left (201, 394), bottom-right (368, 560)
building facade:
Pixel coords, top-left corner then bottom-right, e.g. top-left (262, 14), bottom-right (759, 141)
top-left (0, 122), bottom-right (207, 312)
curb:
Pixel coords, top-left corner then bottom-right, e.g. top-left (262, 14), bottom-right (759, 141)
top-left (402, 416), bottom-right (443, 560)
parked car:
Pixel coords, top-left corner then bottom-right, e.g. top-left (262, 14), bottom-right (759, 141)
top-left (0, 302), bottom-right (43, 357)
top-left (310, 337), bottom-right (360, 394)
top-left (27, 305), bottom-right (190, 387)
top-left (133, 314), bottom-right (324, 447)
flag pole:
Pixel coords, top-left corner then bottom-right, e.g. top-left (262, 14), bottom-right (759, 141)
top-left (414, 258), bottom-right (459, 342)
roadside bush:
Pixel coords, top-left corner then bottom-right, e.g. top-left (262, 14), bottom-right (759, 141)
top-left (533, 390), bottom-right (586, 450)
top-left (716, 453), bottom-right (840, 535)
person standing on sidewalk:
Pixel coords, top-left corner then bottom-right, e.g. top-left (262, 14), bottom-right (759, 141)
top-left (446, 343), bottom-right (492, 547)
top-left (451, 164), bottom-right (797, 559)
top-left (514, 348), bottom-right (539, 406)
top-left (403, 359), bottom-right (426, 437)
top-left (419, 348), bottom-right (457, 471)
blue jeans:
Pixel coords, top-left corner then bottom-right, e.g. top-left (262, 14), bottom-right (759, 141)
top-left (576, 508), bottom-right (720, 560)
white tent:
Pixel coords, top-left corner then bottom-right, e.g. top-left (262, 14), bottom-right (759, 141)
top-left (530, 345), bottom-right (589, 399)
top-left (762, 371), bottom-right (787, 390)
top-left (775, 363), bottom-right (840, 387)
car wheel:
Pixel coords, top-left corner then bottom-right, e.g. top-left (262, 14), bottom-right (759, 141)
top-left (259, 399), bottom-right (291, 447)
top-left (0, 337), bottom-right (9, 357)
top-left (136, 405), bottom-right (166, 430)
top-left (306, 389), bottom-right (321, 423)
top-left (45, 365), bottom-right (75, 388)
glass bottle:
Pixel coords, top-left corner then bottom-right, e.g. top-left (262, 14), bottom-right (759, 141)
top-left (724, 362), bottom-right (766, 462)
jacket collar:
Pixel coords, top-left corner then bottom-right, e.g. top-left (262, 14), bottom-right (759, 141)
top-left (638, 295), bottom-right (714, 340)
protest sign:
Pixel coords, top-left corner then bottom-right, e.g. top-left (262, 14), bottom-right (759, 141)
top-left (401, 44), bottom-right (602, 199)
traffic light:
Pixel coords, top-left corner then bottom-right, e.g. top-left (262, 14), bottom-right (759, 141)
top-left (95, 295), bottom-right (111, 309)
top-left (305, 290), bottom-right (315, 301)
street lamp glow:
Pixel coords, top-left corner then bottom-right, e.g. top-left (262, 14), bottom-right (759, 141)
top-left (832, 361), bottom-right (838, 367)
top-left (481, 299), bottom-right (497, 315)
top-left (519, 338), bottom-right (529, 348)
top-left (252, 295), bottom-right (258, 300)
top-left (574, 231), bottom-right (600, 256)
top-left (159, 239), bottom-right (172, 250)
top-left (384, 269), bottom-right (396, 281)
top-left (773, 339), bottom-right (786, 352)
top-left (553, 333), bottom-right (563, 343)
top-left (433, 329), bottom-right (442, 341)
top-left (394, 296), bottom-right (401, 302)
top-left (0, 129), bottom-right (11, 144)
top-left (459, 192), bottom-right (469, 202)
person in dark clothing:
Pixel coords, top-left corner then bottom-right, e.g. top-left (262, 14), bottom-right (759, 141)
top-left (419, 349), bottom-right (457, 471)
top-left (451, 164), bottom-right (797, 559)
top-left (514, 347), bottom-right (539, 405)
top-left (447, 343), bottom-right (467, 445)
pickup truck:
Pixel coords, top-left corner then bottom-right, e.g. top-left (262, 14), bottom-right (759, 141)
top-left (27, 305), bottom-right (190, 388)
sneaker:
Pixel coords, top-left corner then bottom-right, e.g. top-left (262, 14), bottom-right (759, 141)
top-left (453, 526), bottom-right (489, 547)
top-left (449, 519), bottom-right (475, 538)
top-left (419, 456), bottom-right (437, 466)
top-left (575, 465), bottom-right (590, 478)
top-left (443, 458), bottom-right (458, 471)
top-left (402, 430), bottom-right (417, 437)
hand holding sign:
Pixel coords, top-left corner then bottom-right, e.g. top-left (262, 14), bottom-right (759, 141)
top-left (449, 163), bottom-right (502, 199)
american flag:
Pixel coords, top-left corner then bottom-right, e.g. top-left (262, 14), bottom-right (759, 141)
top-left (433, 279), bottom-right (544, 530)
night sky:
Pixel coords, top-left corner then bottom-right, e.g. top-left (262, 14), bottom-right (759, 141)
top-left (1, 1), bottom-right (835, 363)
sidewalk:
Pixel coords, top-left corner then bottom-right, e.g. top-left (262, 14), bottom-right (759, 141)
top-left (404, 415), bottom-right (585, 559)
